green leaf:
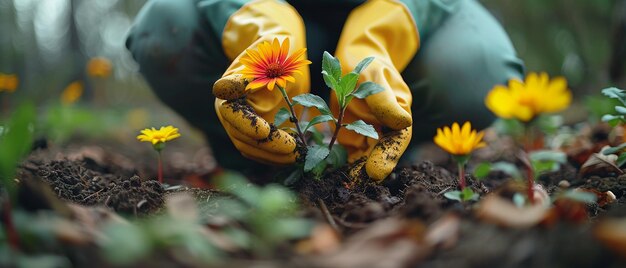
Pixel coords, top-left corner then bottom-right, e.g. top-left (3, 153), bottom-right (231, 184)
top-left (271, 218), bottom-right (314, 240)
top-left (530, 151), bottom-right (565, 175)
top-left (617, 153), bottom-right (626, 167)
top-left (444, 189), bottom-right (478, 202)
top-left (461, 188), bottom-right (479, 201)
top-left (215, 171), bottom-right (260, 205)
top-left (327, 144), bottom-right (348, 168)
top-left (304, 145), bottom-right (330, 172)
top-left (274, 107), bottom-right (291, 127)
top-left (101, 223), bottom-right (151, 265)
top-left (491, 162), bottom-right (523, 180)
top-left (258, 184), bottom-right (296, 214)
top-left (473, 162), bottom-right (492, 179)
top-left (532, 161), bottom-right (559, 175)
top-left (353, 57), bottom-right (375, 74)
top-left (352, 82), bottom-right (384, 99)
top-left (443, 191), bottom-right (462, 202)
top-left (322, 51), bottom-right (342, 80)
top-left (345, 120), bottom-right (379, 139)
top-left (493, 118), bottom-right (525, 138)
top-left (309, 127), bottom-right (325, 145)
top-left (322, 71), bottom-right (340, 90)
top-left (602, 142), bottom-right (626, 155)
top-left (338, 72), bottom-right (359, 98)
top-left (601, 114), bottom-right (625, 127)
top-left (616, 106), bottom-right (626, 115)
top-left (292, 93), bottom-right (331, 115)
top-left (529, 150), bottom-right (567, 164)
top-left (602, 87), bottom-right (626, 105)
top-left (304, 115), bottom-right (334, 132)
top-left (0, 102), bottom-right (36, 195)
top-left (536, 115), bottom-right (563, 135)
top-left (311, 160), bottom-right (327, 179)
top-left (559, 190), bottom-right (597, 204)
top-left (584, 95), bottom-right (621, 122)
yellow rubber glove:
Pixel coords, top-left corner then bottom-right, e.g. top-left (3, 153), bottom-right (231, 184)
top-left (332, 0), bottom-right (420, 181)
top-left (213, 0), bottom-right (310, 165)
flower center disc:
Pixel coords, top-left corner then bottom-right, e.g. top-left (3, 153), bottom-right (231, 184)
top-left (265, 62), bottom-right (285, 78)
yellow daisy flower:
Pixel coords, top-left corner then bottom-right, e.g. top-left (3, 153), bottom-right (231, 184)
top-left (239, 38), bottom-right (311, 91)
top-left (434, 121), bottom-right (486, 156)
top-left (137, 126), bottom-right (181, 146)
top-left (485, 72), bottom-right (571, 122)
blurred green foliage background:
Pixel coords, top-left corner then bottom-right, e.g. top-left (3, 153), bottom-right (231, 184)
top-left (0, 0), bottom-right (624, 130)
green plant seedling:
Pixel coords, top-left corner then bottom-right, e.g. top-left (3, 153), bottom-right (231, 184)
top-left (473, 161), bottom-right (524, 181)
top-left (213, 171), bottom-right (313, 256)
top-left (444, 188), bottom-right (479, 202)
top-left (274, 52), bottom-right (384, 177)
top-left (601, 87), bottom-right (626, 127)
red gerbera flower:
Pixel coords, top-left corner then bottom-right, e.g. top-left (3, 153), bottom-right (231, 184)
top-left (239, 38), bottom-right (311, 91)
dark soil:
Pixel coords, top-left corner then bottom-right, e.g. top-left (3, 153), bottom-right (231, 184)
top-left (298, 160), bottom-right (487, 232)
top-left (20, 157), bottom-right (164, 215)
top-left (10, 130), bottom-right (626, 267)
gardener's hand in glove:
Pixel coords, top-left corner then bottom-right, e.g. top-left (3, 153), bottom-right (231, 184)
top-left (334, 0), bottom-right (419, 181)
top-left (213, 0), bottom-right (310, 165)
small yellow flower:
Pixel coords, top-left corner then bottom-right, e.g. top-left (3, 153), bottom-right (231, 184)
top-left (137, 126), bottom-right (181, 146)
top-left (87, 57), bottom-right (112, 78)
top-left (239, 37), bottom-right (311, 91)
top-left (485, 72), bottom-right (571, 122)
top-left (0, 73), bottom-right (19, 93)
top-left (61, 81), bottom-right (84, 105)
top-left (434, 121), bottom-right (486, 156)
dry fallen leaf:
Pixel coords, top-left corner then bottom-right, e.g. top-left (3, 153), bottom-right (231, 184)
top-left (315, 217), bottom-right (430, 268)
top-left (166, 193), bottom-right (198, 222)
top-left (296, 224), bottom-right (341, 255)
top-left (476, 195), bottom-right (549, 228)
top-left (424, 214), bottom-right (460, 250)
top-left (579, 153), bottom-right (623, 178)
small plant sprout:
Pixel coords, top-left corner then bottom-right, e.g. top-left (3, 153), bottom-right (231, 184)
top-left (485, 72), bottom-right (572, 204)
top-left (0, 73), bottom-right (19, 113)
top-left (136, 126), bottom-right (181, 183)
top-left (434, 121), bottom-right (486, 201)
top-left (284, 52), bottom-right (383, 175)
top-left (320, 51), bottom-right (383, 152)
top-left (238, 38), bottom-right (312, 144)
top-left (599, 87), bottom-right (626, 166)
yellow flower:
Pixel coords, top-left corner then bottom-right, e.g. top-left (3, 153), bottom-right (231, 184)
top-left (0, 73), bottom-right (19, 93)
top-left (434, 121), bottom-right (486, 156)
top-left (137, 126), bottom-right (181, 145)
top-left (61, 81), bottom-right (84, 105)
top-left (239, 38), bottom-right (311, 91)
top-left (87, 57), bottom-right (112, 78)
top-left (485, 72), bottom-right (571, 122)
